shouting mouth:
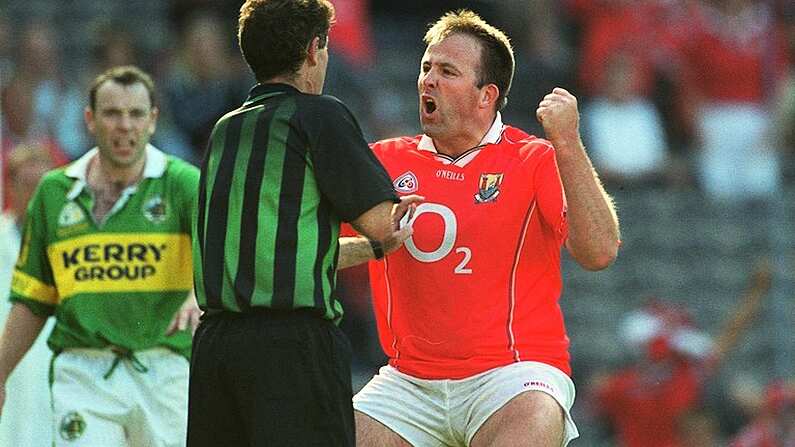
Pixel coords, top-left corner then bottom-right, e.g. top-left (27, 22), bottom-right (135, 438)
top-left (421, 95), bottom-right (437, 117)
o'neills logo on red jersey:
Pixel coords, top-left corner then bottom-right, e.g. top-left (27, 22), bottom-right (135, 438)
top-left (394, 171), bottom-right (418, 193)
top-left (474, 173), bottom-right (503, 203)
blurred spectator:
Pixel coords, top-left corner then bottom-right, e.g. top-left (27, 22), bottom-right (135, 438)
top-left (161, 11), bottom-right (251, 164)
top-left (565, 0), bottom-right (705, 188)
top-left (773, 8), bottom-right (795, 180)
top-left (729, 380), bottom-right (795, 446)
top-left (0, 16), bottom-right (12, 89)
top-left (581, 49), bottom-right (670, 187)
top-left (589, 263), bottom-right (771, 447)
top-left (677, 0), bottom-right (791, 202)
top-left (0, 144), bottom-right (57, 447)
top-left (500, 0), bottom-right (574, 136)
top-left (90, 23), bottom-right (140, 73)
top-left (589, 301), bottom-right (714, 447)
top-left (0, 76), bottom-right (70, 210)
top-left (12, 22), bottom-right (88, 160)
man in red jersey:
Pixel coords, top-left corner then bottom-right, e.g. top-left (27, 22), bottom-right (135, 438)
top-left (339, 9), bottom-right (620, 447)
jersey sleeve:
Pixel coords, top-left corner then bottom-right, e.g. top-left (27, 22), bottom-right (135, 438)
top-left (534, 144), bottom-right (568, 244)
top-left (304, 97), bottom-right (398, 222)
top-left (10, 183), bottom-right (58, 317)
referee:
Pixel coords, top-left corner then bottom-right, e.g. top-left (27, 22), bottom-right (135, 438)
top-left (186, 1), bottom-right (407, 446)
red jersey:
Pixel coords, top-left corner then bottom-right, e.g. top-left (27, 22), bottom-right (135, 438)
top-left (368, 115), bottom-right (570, 379)
top-left (594, 362), bottom-right (702, 447)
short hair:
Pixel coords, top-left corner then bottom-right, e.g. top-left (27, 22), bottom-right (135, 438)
top-left (89, 65), bottom-right (156, 111)
top-left (238, 0), bottom-right (335, 82)
top-left (424, 10), bottom-right (515, 111)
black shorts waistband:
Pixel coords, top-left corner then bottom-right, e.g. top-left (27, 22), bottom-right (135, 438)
top-left (202, 307), bottom-right (325, 321)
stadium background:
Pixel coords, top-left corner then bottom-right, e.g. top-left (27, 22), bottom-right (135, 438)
top-left (1, 0), bottom-right (793, 445)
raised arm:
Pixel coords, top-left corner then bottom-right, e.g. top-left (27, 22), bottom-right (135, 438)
top-left (536, 87), bottom-right (620, 271)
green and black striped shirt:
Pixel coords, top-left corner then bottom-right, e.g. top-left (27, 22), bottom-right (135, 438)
top-left (193, 83), bottom-right (397, 321)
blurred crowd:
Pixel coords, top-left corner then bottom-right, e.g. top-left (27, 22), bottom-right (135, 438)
top-left (1, 0), bottom-right (794, 445)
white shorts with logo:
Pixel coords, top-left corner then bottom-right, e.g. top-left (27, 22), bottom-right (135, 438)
top-left (51, 347), bottom-right (189, 447)
top-left (353, 361), bottom-right (579, 447)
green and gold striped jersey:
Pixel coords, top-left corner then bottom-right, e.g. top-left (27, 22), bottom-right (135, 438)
top-left (11, 145), bottom-right (199, 358)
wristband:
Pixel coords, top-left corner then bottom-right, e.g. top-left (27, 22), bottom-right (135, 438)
top-left (369, 239), bottom-right (385, 260)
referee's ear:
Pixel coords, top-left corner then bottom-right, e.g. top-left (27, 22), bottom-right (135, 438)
top-left (306, 36), bottom-right (322, 67)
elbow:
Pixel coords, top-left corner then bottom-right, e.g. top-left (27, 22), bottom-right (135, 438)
top-left (581, 253), bottom-right (617, 271)
top-left (574, 242), bottom-right (619, 271)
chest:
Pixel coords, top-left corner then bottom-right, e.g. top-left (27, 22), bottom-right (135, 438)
top-left (384, 150), bottom-right (541, 260)
top-left (50, 180), bottom-right (179, 240)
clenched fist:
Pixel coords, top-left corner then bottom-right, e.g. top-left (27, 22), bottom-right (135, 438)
top-left (536, 87), bottom-right (580, 145)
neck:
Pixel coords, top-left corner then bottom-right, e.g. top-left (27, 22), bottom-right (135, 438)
top-left (90, 152), bottom-right (146, 189)
top-left (432, 114), bottom-right (496, 158)
top-left (266, 72), bottom-right (313, 94)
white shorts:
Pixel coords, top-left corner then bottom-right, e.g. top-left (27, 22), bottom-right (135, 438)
top-left (51, 347), bottom-right (189, 447)
top-left (353, 361), bottom-right (579, 447)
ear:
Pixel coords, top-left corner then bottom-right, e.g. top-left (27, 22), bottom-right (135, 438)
top-left (84, 106), bottom-right (95, 134)
top-left (480, 84), bottom-right (500, 110)
top-left (306, 36), bottom-right (321, 67)
top-left (148, 106), bottom-right (159, 135)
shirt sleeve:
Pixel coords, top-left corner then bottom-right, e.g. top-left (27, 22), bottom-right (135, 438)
top-left (10, 183), bottom-right (58, 317)
top-left (533, 144), bottom-right (568, 244)
top-left (304, 96), bottom-right (398, 222)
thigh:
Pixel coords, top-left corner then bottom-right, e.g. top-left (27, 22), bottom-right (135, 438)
top-left (461, 361), bottom-right (579, 447)
top-left (132, 350), bottom-right (190, 447)
top-left (353, 366), bottom-right (450, 447)
top-left (470, 391), bottom-right (563, 447)
top-left (52, 352), bottom-right (127, 446)
top-left (355, 410), bottom-right (412, 447)
top-left (229, 315), bottom-right (355, 446)
top-left (187, 318), bottom-right (247, 447)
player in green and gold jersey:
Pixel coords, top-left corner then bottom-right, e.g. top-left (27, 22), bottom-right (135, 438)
top-left (0, 65), bottom-right (200, 446)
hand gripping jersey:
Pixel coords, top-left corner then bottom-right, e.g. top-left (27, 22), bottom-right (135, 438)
top-left (10, 146), bottom-right (199, 358)
top-left (369, 116), bottom-right (571, 379)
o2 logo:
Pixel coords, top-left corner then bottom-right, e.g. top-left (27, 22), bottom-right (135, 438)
top-left (400, 203), bottom-right (472, 274)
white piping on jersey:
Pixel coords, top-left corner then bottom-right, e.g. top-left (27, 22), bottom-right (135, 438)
top-left (417, 112), bottom-right (505, 168)
top-left (384, 256), bottom-right (400, 360)
top-left (508, 200), bottom-right (537, 362)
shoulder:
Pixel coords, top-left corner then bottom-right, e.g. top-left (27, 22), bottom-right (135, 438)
top-left (163, 156), bottom-right (200, 190)
top-left (36, 167), bottom-right (72, 193)
top-left (295, 93), bottom-right (353, 117)
top-left (499, 125), bottom-right (555, 160)
top-left (371, 135), bottom-right (422, 157)
top-left (164, 155), bottom-right (199, 177)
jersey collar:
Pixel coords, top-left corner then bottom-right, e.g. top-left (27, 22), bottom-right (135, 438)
top-left (417, 112), bottom-right (504, 153)
top-left (65, 144), bottom-right (167, 200)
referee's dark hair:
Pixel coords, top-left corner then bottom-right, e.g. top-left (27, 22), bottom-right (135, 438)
top-left (238, 0), bottom-right (335, 83)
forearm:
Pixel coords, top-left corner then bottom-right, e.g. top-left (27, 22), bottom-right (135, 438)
top-left (0, 303), bottom-right (47, 384)
top-left (554, 136), bottom-right (620, 270)
top-left (338, 237), bottom-right (378, 270)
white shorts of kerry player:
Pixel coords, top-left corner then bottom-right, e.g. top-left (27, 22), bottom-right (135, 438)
top-left (51, 347), bottom-right (188, 447)
top-left (353, 361), bottom-right (579, 447)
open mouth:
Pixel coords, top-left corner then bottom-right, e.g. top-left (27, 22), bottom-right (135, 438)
top-left (422, 97), bottom-right (437, 114)
top-left (113, 138), bottom-right (136, 149)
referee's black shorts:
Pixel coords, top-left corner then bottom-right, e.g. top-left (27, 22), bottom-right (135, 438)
top-left (187, 308), bottom-right (354, 447)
